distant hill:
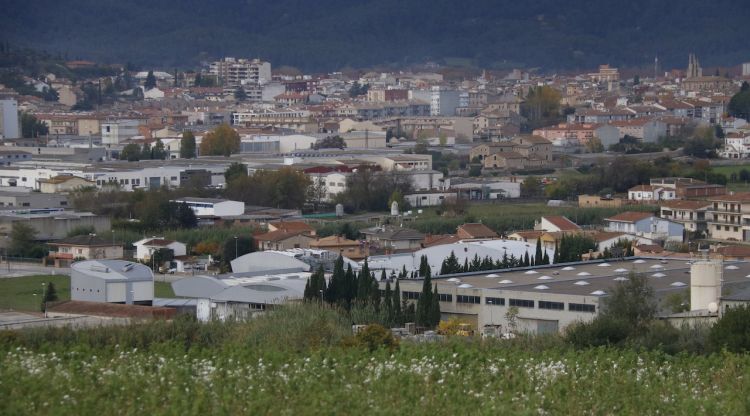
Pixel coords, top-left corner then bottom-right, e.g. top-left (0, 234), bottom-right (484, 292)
top-left (2, 0), bottom-right (750, 72)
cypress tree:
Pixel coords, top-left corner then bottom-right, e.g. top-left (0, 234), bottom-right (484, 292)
top-left (523, 251), bottom-right (530, 267)
top-left (553, 241), bottom-right (560, 264)
top-left (542, 250), bottom-right (550, 265)
top-left (535, 239), bottom-right (543, 266)
top-left (344, 263), bottom-right (356, 307)
top-left (463, 257), bottom-right (469, 273)
top-left (430, 283), bottom-right (441, 327)
top-left (416, 272), bottom-right (432, 327)
top-left (381, 269), bottom-right (387, 281)
top-left (370, 272), bottom-right (380, 310)
top-left (393, 279), bottom-right (403, 325)
top-left (326, 257), bottom-right (345, 303)
top-left (357, 258), bottom-right (372, 300)
top-left (384, 281), bottom-right (393, 324)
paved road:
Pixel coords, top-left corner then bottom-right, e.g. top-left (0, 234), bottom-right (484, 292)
top-left (0, 262), bottom-right (70, 278)
top-left (0, 311), bottom-right (130, 330)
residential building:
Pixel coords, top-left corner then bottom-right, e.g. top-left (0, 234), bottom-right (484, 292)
top-left (0, 149), bottom-right (31, 166)
top-left (0, 209), bottom-right (111, 242)
top-left (706, 193), bottom-right (750, 241)
top-left (430, 86), bottom-right (461, 116)
top-left (0, 99), bottom-right (19, 139)
top-left (628, 185), bottom-right (677, 202)
top-left (659, 200), bottom-right (711, 233)
top-left (604, 211), bottom-right (684, 242)
top-left (360, 225), bottom-right (425, 252)
top-left (133, 238), bottom-right (188, 261)
top-left (456, 223), bottom-right (499, 240)
top-left (209, 57), bottom-right (272, 87)
top-left (101, 119), bottom-right (142, 146)
top-left (309, 235), bottom-right (367, 260)
top-left (610, 118), bottom-right (667, 143)
top-left (254, 230), bottom-right (315, 251)
top-left (48, 234), bottom-right (123, 267)
top-left (534, 216), bottom-right (581, 233)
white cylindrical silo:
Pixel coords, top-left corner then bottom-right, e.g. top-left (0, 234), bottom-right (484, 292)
top-left (690, 259), bottom-right (722, 311)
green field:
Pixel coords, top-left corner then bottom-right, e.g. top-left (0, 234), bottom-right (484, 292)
top-left (0, 275), bottom-right (175, 311)
top-left (0, 304), bottom-right (748, 415)
top-left (410, 202), bottom-right (659, 235)
top-left (710, 164), bottom-right (750, 176)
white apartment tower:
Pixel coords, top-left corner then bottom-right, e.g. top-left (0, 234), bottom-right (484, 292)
top-left (209, 57), bottom-right (271, 87)
top-left (0, 99), bottom-right (19, 139)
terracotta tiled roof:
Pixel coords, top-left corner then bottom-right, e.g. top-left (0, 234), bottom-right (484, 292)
top-left (269, 221), bottom-right (315, 234)
top-left (709, 193), bottom-right (750, 203)
top-left (457, 223), bottom-right (499, 239)
top-left (606, 211), bottom-right (655, 223)
top-left (660, 200), bottom-right (711, 210)
top-left (422, 234), bottom-right (461, 248)
top-left (254, 229), bottom-right (312, 242)
top-left (309, 235), bottom-right (359, 248)
top-left (542, 216), bottom-right (581, 231)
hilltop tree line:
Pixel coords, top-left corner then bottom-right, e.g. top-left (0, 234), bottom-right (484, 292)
top-left (5, 1), bottom-right (750, 72)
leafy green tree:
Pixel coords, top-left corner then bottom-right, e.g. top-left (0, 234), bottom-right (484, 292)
top-left (180, 130), bottom-right (196, 159)
top-left (151, 139), bottom-right (167, 160)
top-left (144, 70), bottom-right (157, 90)
top-left (710, 305), bottom-right (750, 352)
top-left (521, 176), bottom-right (543, 198)
top-left (200, 124), bottom-right (240, 156)
top-left (224, 162), bottom-right (248, 183)
top-left (44, 282), bottom-right (58, 302)
top-left (225, 167), bottom-right (311, 210)
top-left (176, 202), bottom-right (198, 228)
top-left (439, 251), bottom-right (462, 275)
top-left (234, 87), bottom-right (248, 101)
top-left (20, 112), bottom-right (48, 138)
top-left (728, 81), bottom-right (750, 120)
top-left (313, 135), bottom-right (346, 150)
top-left (140, 142), bottom-right (152, 160)
top-left (9, 222), bottom-right (44, 258)
top-left (521, 86), bottom-right (562, 131)
top-left (151, 248), bottom-right (174, 269)
top-left (120, 143), bottom-right (141, 161)
top-left (42, 86), bottom-right (59, 102)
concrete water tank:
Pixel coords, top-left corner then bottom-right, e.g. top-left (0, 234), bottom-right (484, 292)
top-left (335, 203), bottom-right (344, 217)
top-left (391, 201), bottom-right (399, 216)
top-left (690, 258), bottom-right (722, 311)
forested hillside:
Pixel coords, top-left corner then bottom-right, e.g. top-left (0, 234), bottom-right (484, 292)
top-left (1, 0), bottom-right (749, 71)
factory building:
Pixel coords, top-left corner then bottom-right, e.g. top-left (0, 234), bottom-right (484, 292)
top-left (70, 260), bottom-right (154, 305)
top-left (386, 256), bottom-right (750, 334)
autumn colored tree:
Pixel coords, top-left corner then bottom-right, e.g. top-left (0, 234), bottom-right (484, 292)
top-left (199, 124), bottom-right (240, 156)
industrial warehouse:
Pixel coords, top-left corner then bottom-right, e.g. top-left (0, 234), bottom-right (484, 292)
top-left (387, 254), bottom-right (750, 334)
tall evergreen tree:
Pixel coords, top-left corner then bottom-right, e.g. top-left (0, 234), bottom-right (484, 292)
top-left (325, 257), bottom-right (345, 303)
top-left (440, 251), bottom-right (462, 275)
top-left (542, 250), bottom-right (550, 265)
top-left (553, 241), bottom-right (560, 264)
top-left (180, 130), bottom-right (196, 159)
top-left (344, 263), bottom-right (356, 308)
top-left (144, 70), bottom-right (157, 90)
top-left (430, 283), bottom-right (441, 326)
top-left (384, 281), bottom-right (393, 324)
top-left (535, 239), bottom-right (543, 265)
top-left (357, 258), bottom-right (372, 300)
top-left (393, 279), bottom-right (403, 325)
top-left (418, 255), bottom-right (431, 278)
top-left (416, 272), bottom-right (433, 327)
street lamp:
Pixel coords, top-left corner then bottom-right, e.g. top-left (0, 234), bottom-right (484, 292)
top-left (234, 236), bottom-right (238, 260)
top-left (319, 289), bottom-right (323, 303)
